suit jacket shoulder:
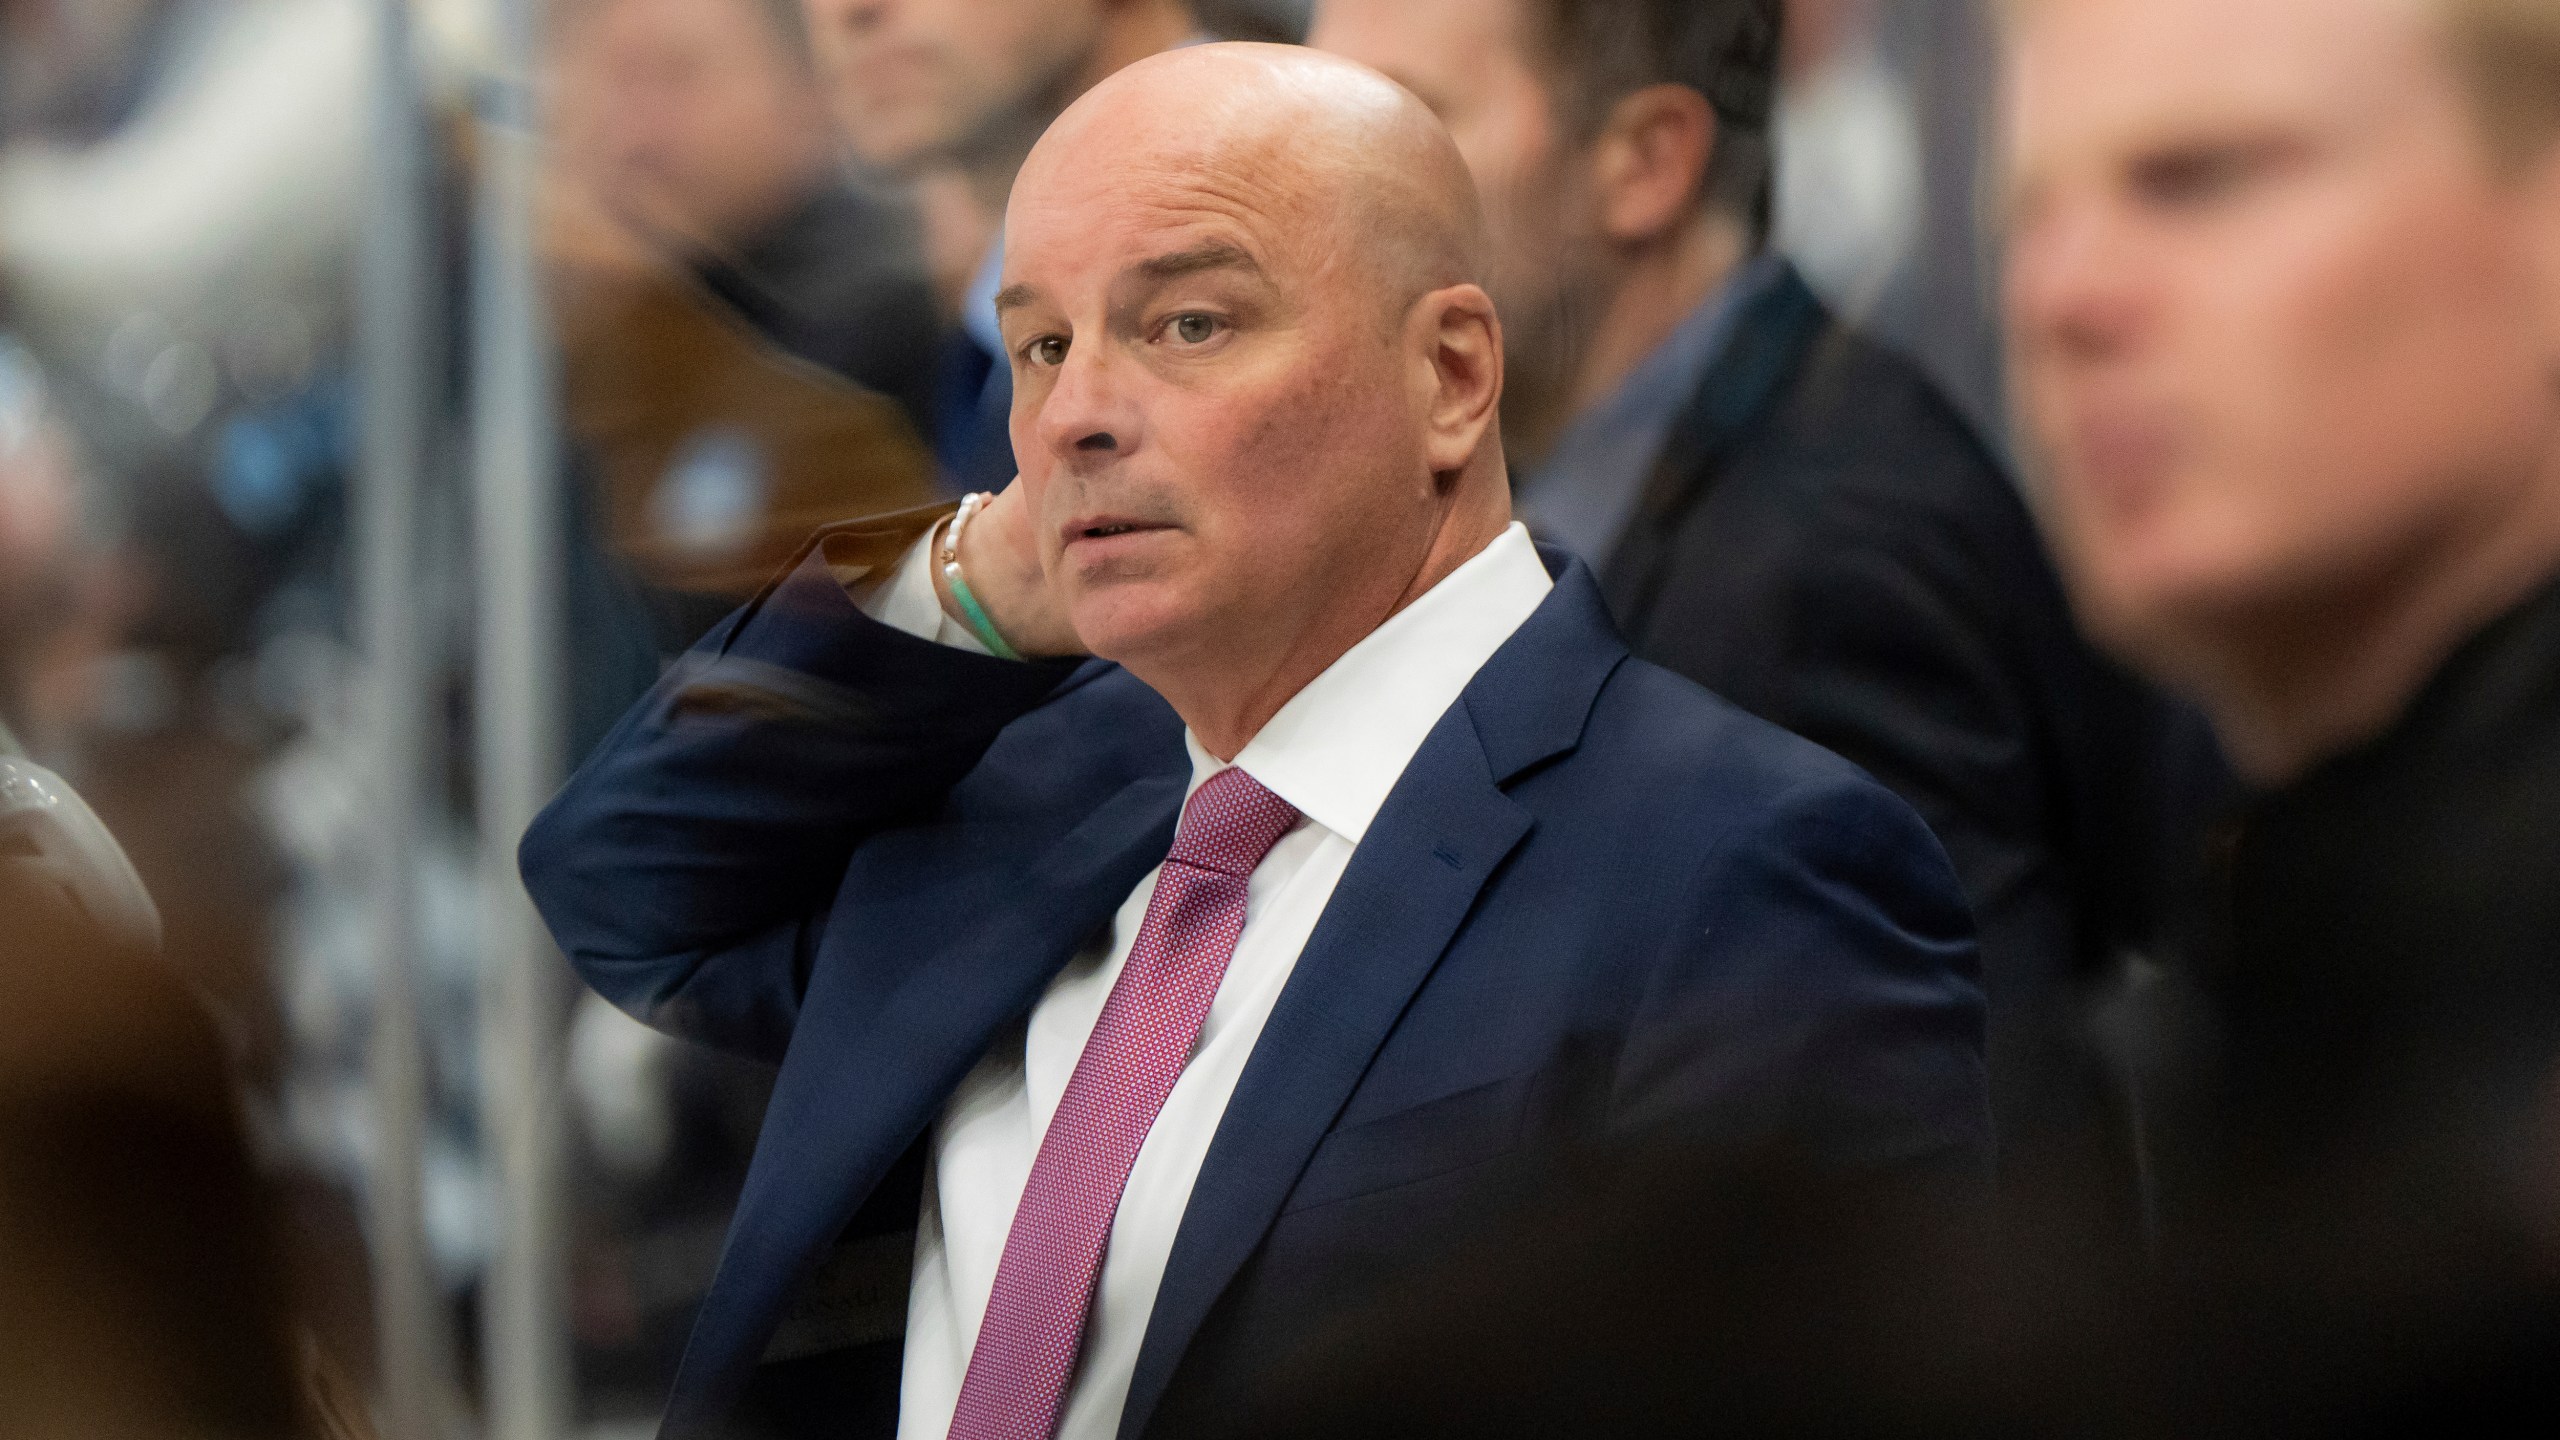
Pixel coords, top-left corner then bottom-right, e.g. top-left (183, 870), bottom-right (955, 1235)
top-left (1607, 293), bottom-right (2059, 690)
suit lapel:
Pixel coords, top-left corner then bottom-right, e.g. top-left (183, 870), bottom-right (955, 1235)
top-left (664, 770), bottom-right (1186, 1435)
top-left (1602, 260), bottom-right (1830, 628)
top-left (1116, 562), bottom-right (1629, 1438)
top-left (1116, 715), bottom-right (1528, 1439)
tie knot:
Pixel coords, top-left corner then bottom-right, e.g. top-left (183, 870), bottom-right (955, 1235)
top-left (1167, 766), bottom-right (1300, 877)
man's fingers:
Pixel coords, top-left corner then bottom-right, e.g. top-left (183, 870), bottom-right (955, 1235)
top-left (949, 482), bottom-right (1085, 658)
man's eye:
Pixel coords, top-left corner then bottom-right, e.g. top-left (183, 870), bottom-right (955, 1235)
top-left (1026, 336), bottom-right (1068, 366)
top-left (1168, 313), bottom-right (1220, 345)
top-left (2129, 138), bottom-right (2301, 211)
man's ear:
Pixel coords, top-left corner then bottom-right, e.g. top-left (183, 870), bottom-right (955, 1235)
top-left (1590, 83), bottom-right (1719, 244)
top-left (1412, 283), bottom-right (1503, 478)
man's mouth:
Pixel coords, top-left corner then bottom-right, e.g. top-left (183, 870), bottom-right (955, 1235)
top-left (1061, 517), bottom-right (1173, 548)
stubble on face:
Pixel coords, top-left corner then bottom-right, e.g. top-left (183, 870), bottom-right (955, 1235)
top-left (1311, 0), bottom-right (1594, 453)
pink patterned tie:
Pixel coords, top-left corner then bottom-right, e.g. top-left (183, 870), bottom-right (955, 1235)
top-left (946, 766), bottom-right (1300, 1440)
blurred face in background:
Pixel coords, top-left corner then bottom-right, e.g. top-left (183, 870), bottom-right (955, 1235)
top-left (2005, 0), bottom-right (2560, 684)
top-left (552, 0), bottom-right (832, 249)
top-left (803, 0), bottom-right (1118, 174)
top-left (1310, 0), bottom-right (1595, 405)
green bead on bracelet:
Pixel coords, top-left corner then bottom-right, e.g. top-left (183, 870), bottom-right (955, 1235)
top-left (941, 493), bottom-right (1025, 661)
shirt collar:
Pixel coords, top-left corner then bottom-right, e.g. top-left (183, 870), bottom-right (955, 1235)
top-left (1183, 523), bottom-right (1554, 846)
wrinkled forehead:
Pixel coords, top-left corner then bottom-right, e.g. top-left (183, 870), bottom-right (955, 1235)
top-left (1003, 119), bottom-right (1357, 295)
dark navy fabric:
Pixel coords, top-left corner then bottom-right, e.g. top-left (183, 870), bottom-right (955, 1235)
top-left (1597, 262), bottom-right (2180, 1225)
top-left (927, 331), bottom-right (1016, 499)
top-left (522, 538), bottom-right (1990, 1440)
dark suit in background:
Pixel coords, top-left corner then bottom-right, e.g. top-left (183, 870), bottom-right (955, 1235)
top-left (1560, 261), bottom-right (2173, 1225)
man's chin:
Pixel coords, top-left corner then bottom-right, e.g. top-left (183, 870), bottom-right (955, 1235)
top-left (2072, 545), bottom-right (2311, 695)
top-left (1065, 584), bottom-right (1195, 669)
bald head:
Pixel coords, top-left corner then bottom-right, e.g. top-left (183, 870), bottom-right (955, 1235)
top-left (990, 41), bottom-right (1515, 758)
top-left (1017, 43), bottom-right (1487, 323)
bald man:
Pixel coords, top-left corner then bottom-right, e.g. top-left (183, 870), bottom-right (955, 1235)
top-left (525, 45), bottom-right (1986, 1440)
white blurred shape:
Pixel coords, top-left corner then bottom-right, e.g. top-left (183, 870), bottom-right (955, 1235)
top-left (569, 989), bottom-right (679, 1180)
top-left (140, 339), bottom-right (219, 433)
top-left (649, 427), bottom-right (771, 560)
top-left (0, 0), bottom-right (367, 373)
top-left (1774, 29), bottom-right (1923, 322)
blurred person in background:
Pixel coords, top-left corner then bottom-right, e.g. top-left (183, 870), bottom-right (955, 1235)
top-left (545, 0), bottom-right (942, 642)
top-left (553, 0), bottom-right (937, 406)
top-left (546, 0), bottom-right (952, 1403)
top-left (0, 340), bottom-right (127, 757)
top-left (798, 0), bottom-right (1204, 493)
top-left (2008, 0), bottom-right (2560, 1203)
top-left (1311, 0), bottom-right (2174, 1235)
top-left (2005, 0), bottom-right (2560, 1417)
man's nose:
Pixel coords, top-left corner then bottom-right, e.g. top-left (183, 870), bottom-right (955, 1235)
top-left (2008, 197), bottom-right (2152, 368)
top-left (1031, 343), bottom-right (1141, 470)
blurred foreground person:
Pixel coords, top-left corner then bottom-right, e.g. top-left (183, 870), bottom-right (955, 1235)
top-left (0, 745), bottom-right (318, 1440)
top-left (524, 44), bottom-right (1986, 1440)
top-left (548, 0), bottom-right (940, 615)
top-left (1311, 0), bottom-right (2171, 1225)
top-left (2009, 0), bottom-right (2560, 1208)
top-left (0, 362), bottom-right (113, 753)
top-left (800, 0), bottom-right (1201, 491)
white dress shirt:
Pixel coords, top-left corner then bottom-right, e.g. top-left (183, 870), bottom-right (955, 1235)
top-left (859, 522), bottom-right (1553, 1440)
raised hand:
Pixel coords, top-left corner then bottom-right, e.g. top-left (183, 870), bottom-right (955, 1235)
top-left (935, 481), bottom-right (1085, 658)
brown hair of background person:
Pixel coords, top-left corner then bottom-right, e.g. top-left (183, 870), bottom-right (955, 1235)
top-left (1313, 0), bottom-right (1777, 461)
top-left (2003, 0), bottom-right (2560, 1223)
top-left (2441, 0), bottom-right (2560, 162)
top-left (0, 869), bottom-right (319, 1440)
top-left (1313, 0), bottom-right (2180, 1245)
top-left (1524, 0), bottom-right (1779, 237)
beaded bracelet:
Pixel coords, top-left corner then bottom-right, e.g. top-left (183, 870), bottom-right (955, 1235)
top-left (939, 492), bottom-right (1025, 661)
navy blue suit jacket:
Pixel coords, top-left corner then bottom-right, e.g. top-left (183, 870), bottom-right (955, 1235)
top-left (521, 530), bottom-right (1990, 1439)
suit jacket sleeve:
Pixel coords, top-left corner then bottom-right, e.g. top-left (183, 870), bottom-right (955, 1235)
top-left (1612, 768), bottom-right (1993, 1178)
top-left (519, 511), bottom-right (1082, 1062)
